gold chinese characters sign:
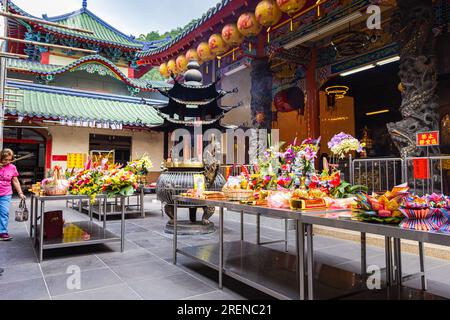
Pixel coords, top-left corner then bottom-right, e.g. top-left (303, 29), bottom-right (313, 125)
top-left (90, 150), bottom-right (115, 165)
top-left (67, 153), bottom-right (87, 169)
top-left (416, 131), bottom-right (439, 147)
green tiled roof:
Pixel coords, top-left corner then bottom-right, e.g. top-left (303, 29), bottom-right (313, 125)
top-left (6, 88), bottom-right (163, 127)
top-left (7, 56), bottom-right (173, 90)
top-left (7, 58), bottom-right (59, 73)
top-left (8, 1), bottom-right (143, 49)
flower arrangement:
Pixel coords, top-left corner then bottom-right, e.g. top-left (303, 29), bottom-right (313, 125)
top-left (68, 157), bottom-right (138, 202)
top-left (125, 155), bottom-right (153, 176)
top-left (101, 168), bottom-right (138, 197)
top-left (292, 138), bottom-right (320, 179)
top-left (328, 132), bottom-right (365, 159)
top-left (68, 166), bottom-right (104, 202)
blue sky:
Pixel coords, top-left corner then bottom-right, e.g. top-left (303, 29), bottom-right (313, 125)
top-left (13, 0), bottom-right (219, 37)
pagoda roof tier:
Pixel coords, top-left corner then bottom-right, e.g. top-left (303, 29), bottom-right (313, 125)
top-left (155, 99), bottom-right (240, 118)
top-left (7, 55), bottom-right (172, 91)
top-left (157, 80), bottom-right (234, 105)
top-left (5, 81), bottom-right (164, 128)
top-left (6, 1), bottom-right (160, 50)
top-left (155, 111), bottom-right (237, 131)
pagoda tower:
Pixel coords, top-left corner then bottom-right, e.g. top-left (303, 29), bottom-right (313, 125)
top-left (152, 60), bottom-right (239, 160)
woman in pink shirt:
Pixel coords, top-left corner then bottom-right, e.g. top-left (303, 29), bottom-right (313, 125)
top-left (0, 149), bottom-right (25, 241)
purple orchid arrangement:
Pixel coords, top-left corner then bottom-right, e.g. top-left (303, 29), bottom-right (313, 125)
top-left (328, 132), bottom-right (365, 158)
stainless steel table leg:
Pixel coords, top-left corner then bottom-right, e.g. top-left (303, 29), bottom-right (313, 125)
top-left (39, 201), bottom-right (45, 263)
top-left (98, 197), bottom-right (102, 223)
top-left (219, 206), bottom-right (224, 290)
top-left (240, 210), bottom-right (244, 241)
top-left (393, 238), bottom-right (402, 286)
top-left (361, 232), bottom-right (367, 282)
top-left (140, 188), bottom-right (145, 218)
top-left (285, 219), bottom-right (289, 253)
top-left (103, 196), bottom-right (107, 230)
top-left (419, 242), bottom-right (427, 291)
top-left (120, 197), bottom-right (125, 252)
top-left (306, 224), bottom-right (314, 300)
top-left (296, 221), bottom-right (305, 300)
top-left (397, 238), bottom-right (402, 286)
top-left (256, 214), bottom-right (261, 245)
top-left (89, 199), bottom-right (92, 221)
top-left (29, 195), bottom-right (34, 238)
top-left (173, 200), bottom-right (178, 265)
top-left (385, 237), bottom-right (392, 286)
top-left (79, 199), bottom-right (82, 213)
top-left (33, 196), bottom-right (38, 247)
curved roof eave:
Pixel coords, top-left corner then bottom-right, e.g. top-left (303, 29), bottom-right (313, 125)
top-left (7, 55), bottom-right (172, 92)
top-left (136, 0), bottom-right (245, 62)
top-left (6, 1), bottom-right (144, 50)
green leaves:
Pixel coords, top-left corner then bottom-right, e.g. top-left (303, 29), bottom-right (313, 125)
top-left (120, 185), bottom-right (136, 197)
top-left (331, 182), bottom-right (368, 198)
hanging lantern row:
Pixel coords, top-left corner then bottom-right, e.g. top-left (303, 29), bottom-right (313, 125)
top-left (159, 0), bottom-right (308, 78)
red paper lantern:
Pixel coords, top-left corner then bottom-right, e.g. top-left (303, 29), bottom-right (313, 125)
top-left (167, 59), bottom-right (178, 75)
top-left (255, 0), bottom-right (282, 27)
top-left (186, 49), bottom-right (203, 65)
top-left (222, 24), bottom-right (245, 47)
top-left (197, 42), bottom-right (215, 62)
top-left (237, 12), bottom-right (262, 37)
top-left (208, 33), bottom-right (229, 56)
top-left (276, 0), bottom-right (306, 15)
top-left (159, 63), bottom-right (169, 78)
top-left (176, 55), bottom-right (188, 73)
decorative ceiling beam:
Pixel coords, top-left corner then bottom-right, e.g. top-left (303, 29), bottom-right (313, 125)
top-left (0, 36), bottom-right (97, 54)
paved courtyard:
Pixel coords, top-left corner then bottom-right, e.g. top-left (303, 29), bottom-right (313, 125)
top-left (1, 196), bottom-right (450, 300)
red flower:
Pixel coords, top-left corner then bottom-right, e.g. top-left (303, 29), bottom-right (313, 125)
top-left (330, 173), bottom-right (341, 188)
top-left (320, 187), bottom-right (330, 195)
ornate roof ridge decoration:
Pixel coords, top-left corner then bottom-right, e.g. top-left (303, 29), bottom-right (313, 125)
top-left (6, 0), bottom-right (164, 50)
top-left (136, 0), bottom-right (245, 61)
top-left (7, 55), bottom-right (172, 92)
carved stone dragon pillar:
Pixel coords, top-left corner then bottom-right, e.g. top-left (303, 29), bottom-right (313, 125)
top-left (387, 0), bottom-right (440, 157)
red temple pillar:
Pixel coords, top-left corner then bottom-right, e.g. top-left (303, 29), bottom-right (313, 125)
top-left (128, 67), bottom-right (135, 79)
top-left (306, 48), bottom-right (319, 139)
top-left (40, 51), bottom-right (50, 65)
top-left (45, 137), bottom-right (52, 170)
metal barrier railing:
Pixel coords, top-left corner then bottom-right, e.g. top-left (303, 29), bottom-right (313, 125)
top-left (404, 156), bottom-right (450, 196)
top-left (218, 155), bottom-right (450, 196)
top-left (351, 158), bottom-right (404, 194)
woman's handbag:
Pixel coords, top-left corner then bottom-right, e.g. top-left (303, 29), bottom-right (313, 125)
top-left (15, 199), bottom-right (29, 222)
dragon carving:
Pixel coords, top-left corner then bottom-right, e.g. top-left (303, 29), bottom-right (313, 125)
top-left (387, 0), bottom-right (440, 157)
